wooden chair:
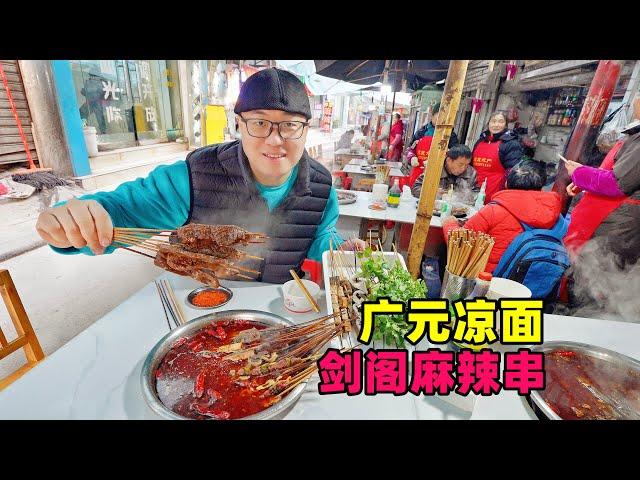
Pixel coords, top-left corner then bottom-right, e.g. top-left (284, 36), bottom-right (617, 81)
top-left (0, 269), bottom-right (45, 390)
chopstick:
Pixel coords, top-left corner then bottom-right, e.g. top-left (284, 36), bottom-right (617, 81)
top-left (155, 281), bottom-right (173, 330)
top-left (155, 280), bottom-right (180, 329)
top-left (161, 279), bottom-right (186, 326)
top-left (155, 279), bottom-right (187, 329)
top-left (289, 269), bottom-right (320, 313)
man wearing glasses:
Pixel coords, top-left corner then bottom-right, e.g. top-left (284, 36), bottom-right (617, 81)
top-left (37, 68), bottom-right (364, 284)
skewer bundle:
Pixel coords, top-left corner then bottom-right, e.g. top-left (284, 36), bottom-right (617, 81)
top-left (217, 312), bottom-right (351, 398)
top-left (329, 237), bottom-right (357, 344)
top-left (111, 224), bottom-right (267, 285)
top-left (375, 164), bottom-right (390, 184)
top-left (446, 228), bottom-right (495, 279)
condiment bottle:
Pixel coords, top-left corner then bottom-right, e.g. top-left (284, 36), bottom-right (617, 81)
top-left (387, 179), bottom-right (401, 208)
top-left (475, 178), bottom-right (487, 208)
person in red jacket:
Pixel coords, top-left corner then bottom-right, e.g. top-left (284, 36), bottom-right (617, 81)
top-left (560, 116), bottom-right (640, 318)
top-left (471, 111), bottom-right (524, 203)
top-left (442, 160), bottom-right (562, 273)
top-left (406, 102), bottom-right (460, 187)
top-left (386, 113), bottom-right (404, 161)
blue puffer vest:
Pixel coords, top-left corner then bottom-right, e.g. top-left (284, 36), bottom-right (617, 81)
top-left (185, 140), bottom-right (332, 284)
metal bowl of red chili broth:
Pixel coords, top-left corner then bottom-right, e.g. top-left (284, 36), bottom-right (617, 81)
top-left (141, 310), bottom-right (308, 420)
top-left (527, 341), bottom-right (640, 420)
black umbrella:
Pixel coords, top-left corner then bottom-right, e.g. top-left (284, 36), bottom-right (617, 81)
top-left (313, 60), bottom-right (449, 92)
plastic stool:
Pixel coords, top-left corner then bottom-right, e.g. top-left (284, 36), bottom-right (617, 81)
top-left (301, 258), bottom-right (323, 288)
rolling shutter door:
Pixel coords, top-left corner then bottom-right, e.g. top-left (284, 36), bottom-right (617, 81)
top-left (0, 60), bottom-right (39, 166)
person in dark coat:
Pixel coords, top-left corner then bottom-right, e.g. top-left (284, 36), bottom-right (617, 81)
top-left (411, 144), bottom-right (477, 197)
top-left (36, 68), bottom-right (366, 285)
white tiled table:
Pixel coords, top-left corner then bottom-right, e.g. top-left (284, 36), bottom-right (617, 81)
top-left (0, 273), bottom-right (461, 419)
top-left (335, 149), bottom-right (369, 168)
top-left (336, 190), bottom-right (441, 245)
top-left (341, 164), bottom-right (404, 178)
top-left (0, 271), bottom-right (636, 420)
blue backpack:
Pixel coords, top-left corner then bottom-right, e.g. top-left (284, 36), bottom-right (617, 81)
top-left (492, 202), bottom-right (570, 301)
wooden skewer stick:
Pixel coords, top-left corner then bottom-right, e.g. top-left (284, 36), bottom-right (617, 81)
top-left (277, 368), bottom-right (317, 397)
top-left (113, 231), bottom-right (169, 238)
top-left (289, 269), bottom-right (320, 313)
top-left (223, 264), bottom-right (260, 275)
top-left (113, 232), bottom-right (167, 240)
top-left (113, 235), bottom-right (168, 245)
top-left (113, 240), bottom-right (161, 252)
top-left (113, 230), bottom-right (170, 237)
top-left (233, 273), bottom-right (256, 281)
top-left (113, 227), bottom-right (173, 235)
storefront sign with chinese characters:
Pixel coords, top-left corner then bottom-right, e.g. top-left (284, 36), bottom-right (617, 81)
top-left (321, 100), bottom-right (333, 133)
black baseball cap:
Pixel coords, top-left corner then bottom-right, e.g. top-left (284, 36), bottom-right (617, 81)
top-left (234, 68), bottom-right (311, 120)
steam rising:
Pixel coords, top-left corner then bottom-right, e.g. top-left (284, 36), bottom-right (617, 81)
top-left (559, 238), bottom-right (640, 322)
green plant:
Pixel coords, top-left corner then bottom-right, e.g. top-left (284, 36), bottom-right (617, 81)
top-left (356, 247), bottom-right (427, 347)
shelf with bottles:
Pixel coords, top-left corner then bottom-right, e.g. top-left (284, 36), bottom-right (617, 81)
top-left (546, 110), bottom-right (578, 127)
top-left (551, 87), bottom-right (585, 107)
top-left (546, 87), bottom-right (585, 126)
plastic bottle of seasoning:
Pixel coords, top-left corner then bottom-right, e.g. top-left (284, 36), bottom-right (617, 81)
top-left (387, 179), bottom-right (401, 208)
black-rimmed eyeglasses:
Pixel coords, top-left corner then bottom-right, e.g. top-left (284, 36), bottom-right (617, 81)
top-left (238, 114), bottom-right (309, 139)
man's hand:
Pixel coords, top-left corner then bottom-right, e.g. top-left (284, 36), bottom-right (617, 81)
top-left (410, 156), bottom-right (420, 167)
top-left (339, 238), bottom-right (367, 252)
top-left (566, 182), bottom-right (581, 197)
top-left (35, 198), bottom-right (113, 255)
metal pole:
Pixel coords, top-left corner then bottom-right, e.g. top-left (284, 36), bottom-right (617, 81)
top-left (407, 60), bottom-right (469, 279)
top-left (552, 60), bottom-right (624, 211)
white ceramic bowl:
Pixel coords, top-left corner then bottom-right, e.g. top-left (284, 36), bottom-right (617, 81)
top-left (486, 277), bottom-right (532, 300)
top-left (282, 279), bottom-right (321, 313)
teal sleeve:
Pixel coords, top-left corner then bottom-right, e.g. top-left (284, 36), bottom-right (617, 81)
top-left (50, 160), bottom-right (190, 256)
top-left (306, 187), bottom-right (345, 262)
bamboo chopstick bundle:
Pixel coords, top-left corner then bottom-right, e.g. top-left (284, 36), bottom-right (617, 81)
top-left (446, 228), bottom-right (495, 278)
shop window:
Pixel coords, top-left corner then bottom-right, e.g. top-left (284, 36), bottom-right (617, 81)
top-left (71, 60), bottom-right (183, 152)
